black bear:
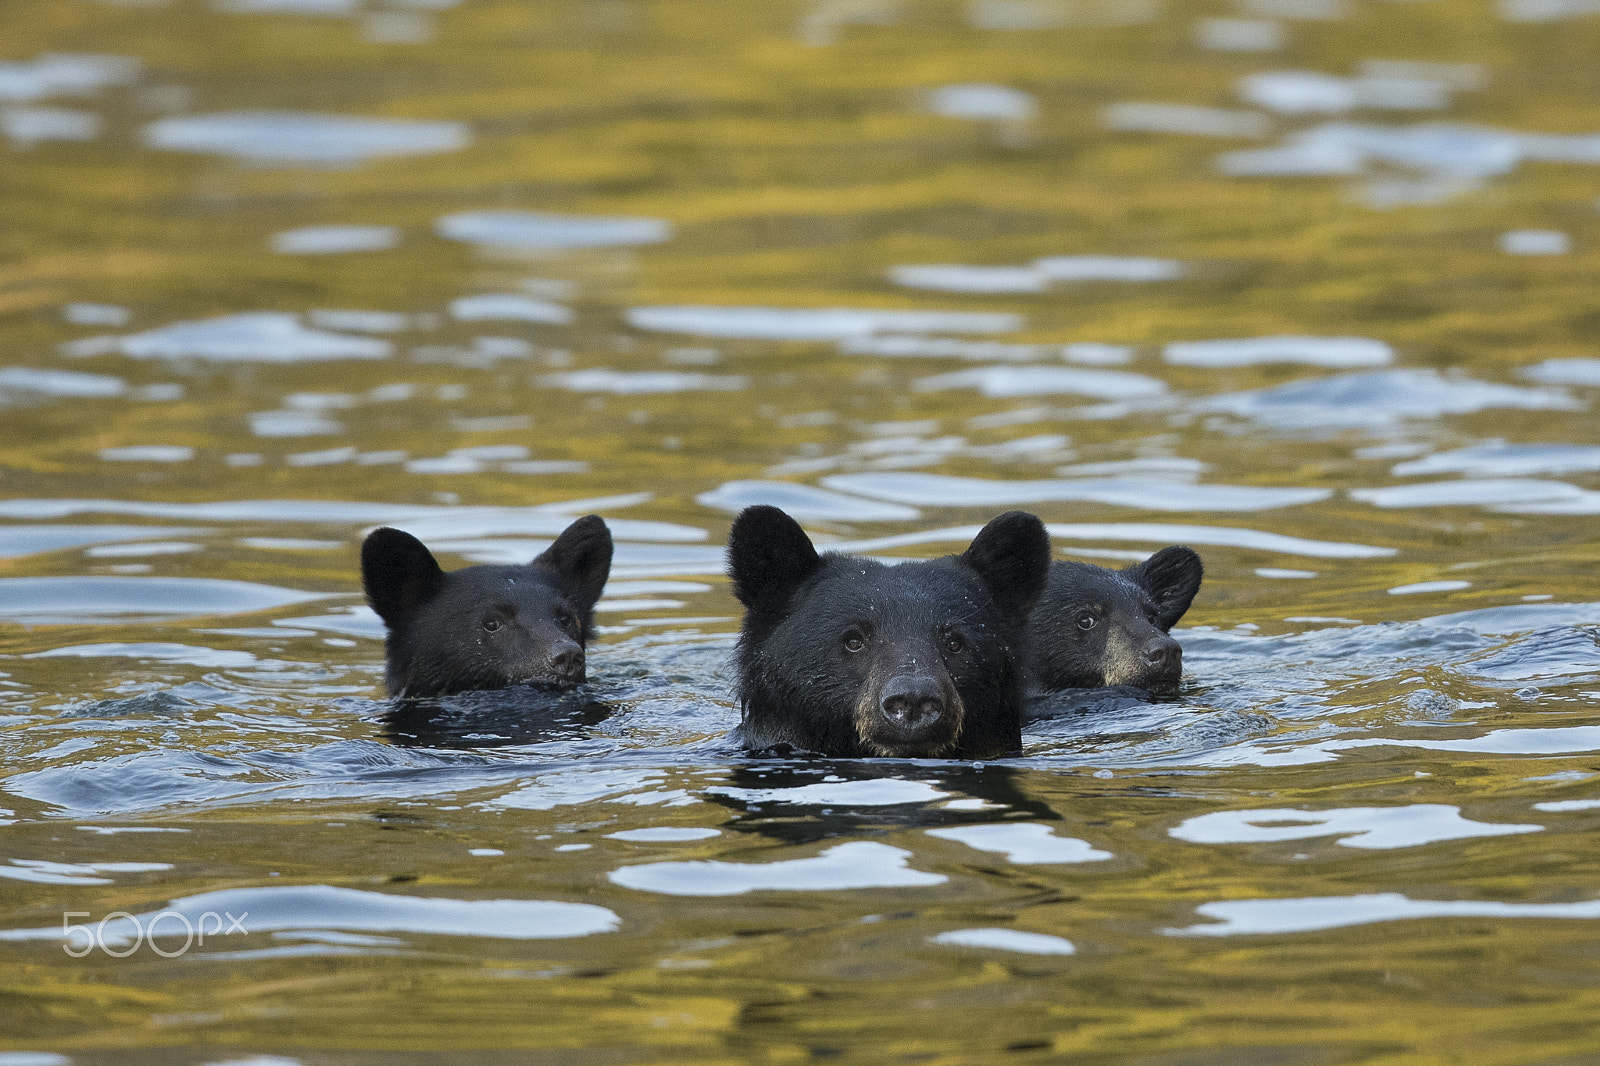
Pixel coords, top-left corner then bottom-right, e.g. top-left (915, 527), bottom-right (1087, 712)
top-left (1025, 546), bottom-right (1203, 695)
top-left (360, 515), bottom-right (613, 697)
top-left (727, 505), bottom-right (1050, 759)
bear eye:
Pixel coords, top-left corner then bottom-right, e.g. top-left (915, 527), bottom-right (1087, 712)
top-left (1077, 613), bottom-right (1098, 631)
top-left (482, 617), bottom-right (503, 633)
top-left (843, 632), bottom-right (866, 653)
top-left (944, 633), bottom-right (965, 655)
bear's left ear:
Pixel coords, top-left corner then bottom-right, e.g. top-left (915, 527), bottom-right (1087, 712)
top-left (362, 527), bottom-right (446, 625)
top-left (535, 514), bottom-right (614, 610)
top-left (727, 505), bottom-right (820, 611)
top-left (1125, 545), bottom-right (1203, 631)
top-left (960, 510), bottom-right (1051, 616)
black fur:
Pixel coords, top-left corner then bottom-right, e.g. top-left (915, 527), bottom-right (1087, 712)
top-left (360, 515), bottom-right (613, 697)
top-left (728, 506), bottom-right (1049, 759)
top-left (1025, 545), bottom-right (1203, 695)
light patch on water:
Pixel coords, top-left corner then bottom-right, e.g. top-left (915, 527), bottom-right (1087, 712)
top-left (696, 480), bottom-right (920, 521)
top-left (2, 107), bottom-right (99, 145)
top-left (307, 310), bottom-right (412, 333)
top-left (1392, 442), bottom-right (1600, 478)
top-left (1523, 359), bottom-right (1600, 387)
top-left (26, 642), bottom-right (266, 669)
top-left (535, 369), bottom-right (748, 394)
top-left (1170, 805), bottom-right (1541, 849)
top-left (1035, 256), bottom-right (1184, 282)
top-left (1104, 101), bottom-right (1271, 138)
top-left (274, 607), bottom-right (384, 640)
top-left (841, 336), bottom-right (1055, 361)
top-left (821, 472), bottom-right (1331, 512)
top-left (1500, 229), bottom-right (1571, 255)
top-left (1164, 336), bottom-right (1392, 368)
top-left (0, 496), bottom-right (645, 530)
top-left (1533, 799), bottom-right (1600, 812)
top-left (0, 859), bottom-right (173, 886)
top-left (0, 525), bottom-right (205, 559)
top-left (922, 83), bottom-right (1036, 121)
top-left (1194, 17), bottom-right (1285, 51)
top-left (1065, 343), bottom-right (1136, 364)
top-left (250, 411), bottom-right (345, 437)
top-left (218, 0), bottom-right (360, 13)
top-left (0, 367), bottom-right (126, 398)
top-left (382, 509), bottom-right (703, 543)
top-left (608, 840), bottom-right (947, 896)
top-left (63, 303), bottom-right (131, 327)
top-left (607, 827), bottom-right (721, 842)
top-left (436, 211), bottom-right (673, 252)
top-left (84, 541), bottom-right (201, 558)
top-left (77, 826), bottom-right (191, 835)
top-left (625, 305), bottom-right (1022, 340)
top-left (1257, 567), bottom-right (1317, 578)
top-left (270, 226), bottom-right (401, 255)
top-left (144, 111), bottom-right (470, 166)
top-left (1388, 580), bottom-right (1471, 595)
top-left (0, 1053), bottom-right (71, 1066)
top-left (449, 294), bottom-right (573, 325)
top-left (99, 445), bottom-right (194, 463)
top-left (69, 312), bottom-right (391, 363)
top-left (1238, 70), bottom-right (1452, 114)
top-left (1501, 0), bottom-right (1600, 21)
top-left (488, 768), bottom-right (677, 811)
top-left (830, 521), bottom-right (1392, 558)
top-left (966, 0), bottom-right (1162, 30)
top-left (926, 823), bottom-right (1113, 863)
top-left (707, 779), bottom-right (949, 806)
top-left (0, 53), bottom-right (140, 102)
top-left (1170, 892), bottom-right (1600, 936)
top-left (0, 885), bottom-right (618, 945)
top-left (1351, 478), bottom-right (1582, 509)
top-left (914, 366), bottom-right (1168, 399)
top-left (890, 264), bottom-right (1047, 294)
top-left (1195, 369), bottom-right (1579, 429)
top-left (1239, 0), bottom-right (1345, 18)
top-left (0, 576), bottom-right (334, 623)
top-left (1423, 601), bottom-right (1600, 634)
top-left (931, 927), bottom-right (1076, 954)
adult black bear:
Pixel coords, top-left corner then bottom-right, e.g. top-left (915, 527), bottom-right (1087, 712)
top-left (360, 515), bottom-right (613, 697)
top-left (727, 505), bottom-right (1050, 759)
top-left (1026, 546), bottom-right (1203, 695)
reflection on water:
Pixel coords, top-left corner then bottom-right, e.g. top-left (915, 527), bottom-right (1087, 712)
top-left (3, 0), bottom-right (1600, 1057)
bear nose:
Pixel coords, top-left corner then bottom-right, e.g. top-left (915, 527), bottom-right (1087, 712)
top-left (1140, 637), bottom-right (1180, 672)
top-left (548, 639), bottom-right (586, 682)
top-left (880, 675), bottom-right (945, 731)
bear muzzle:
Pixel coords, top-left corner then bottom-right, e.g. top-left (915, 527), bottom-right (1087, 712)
top-left (857, 670), bottom-right (965, 757)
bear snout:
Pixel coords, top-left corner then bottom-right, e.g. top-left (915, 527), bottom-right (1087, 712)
top-left (1136, 634), bottom-right (1182, 692)
top-left (544, 638), bottom-right (587, 684)
top-left (856, 669), bottom-right (965, 756)
top-left (880, 675), bottom-right (946, 730)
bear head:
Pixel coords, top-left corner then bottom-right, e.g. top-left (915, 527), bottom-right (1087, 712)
top-left (1026, 545), bottom-right (1203, 695)
top-left (360, 514), bottom-right (613, 697)
top-left (728, 506), bottom-right (1050, 759)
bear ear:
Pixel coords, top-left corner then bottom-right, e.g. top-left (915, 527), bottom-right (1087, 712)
top-left (1126, 545), bottom-right (1203, 631)
top-left (535, 514), bottom-right (614, 610)
top-left (960, 510), bottom-right (1051, 616)
top-left (727, 505), bottom-right (820, 611)
top-left (362, 527), bottom-right (446, 625)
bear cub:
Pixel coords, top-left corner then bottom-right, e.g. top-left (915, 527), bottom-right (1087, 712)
top-left (1026, 546), bottom-right (1203, 696)
top-left (361, 515), bottom-right (613, 698)
top-left (728, 505), bottom-right (1050, 759)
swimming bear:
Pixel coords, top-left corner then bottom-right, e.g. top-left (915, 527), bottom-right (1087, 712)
top-left (727, 505), bottom-right (1050, 759)
top-left (360, 515), bottom-right (613, 697)
top-left (1025, 546), bottom-right (1203, 695)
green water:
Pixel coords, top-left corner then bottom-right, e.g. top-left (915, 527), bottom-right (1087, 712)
top-left (2, 0), bottom-right (1600, 1061)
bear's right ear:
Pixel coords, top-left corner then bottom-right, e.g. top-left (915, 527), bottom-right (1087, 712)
top-left (960, 510), bottom-right (1051, 616)
top-left (361, 527), bottom-right (446, 625)
top-left (535, 514), bottom-right (613, 611)
top-left (727, 505), bottom-right (820, 611)
top-left (1126, 545), bottom-right (1203, 631)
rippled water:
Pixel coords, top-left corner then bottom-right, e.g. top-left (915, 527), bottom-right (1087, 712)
top-left (4, 0), bottom-right (1600, 1061)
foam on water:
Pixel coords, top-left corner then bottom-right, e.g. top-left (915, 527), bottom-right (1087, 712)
top-left (925, 823), bottom-right (1114, 863)
top-left (608, 841), bottom-right (948, 896)
top-left (1171, 893), bottom-right (1600, 936)
top-left (1170, 805), bottom-right (1541, 849)
top-left (144, 111), bottom-right (470, 166)
top-left (820, 472), bottom-right (1331, 511)
top-left (1164, 336), bottom-right (1392, 368)
top-left (436, 211), bottom-right (673, 251)
top-left (625, 306), bottom-right (1023, 341)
